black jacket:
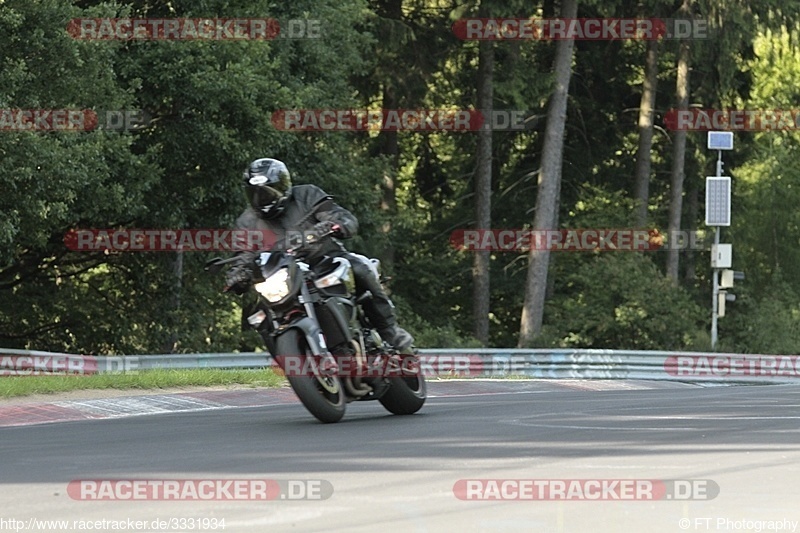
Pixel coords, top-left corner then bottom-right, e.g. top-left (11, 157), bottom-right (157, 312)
top-left (234, 184), bottom-right (358, 260)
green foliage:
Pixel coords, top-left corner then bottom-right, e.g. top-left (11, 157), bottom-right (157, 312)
top-left (725, 273), bottom-right (800, 354)
top-left (0, 0), bottom-right (381, 353)
top-left (392, 293), bottom-right (483, 349)
top-left (3, 0), bottom-right (800, 356)
top-left (547, 253), bottom-right (704, 350)
top-left (717, 25), bottom-right (800, 354)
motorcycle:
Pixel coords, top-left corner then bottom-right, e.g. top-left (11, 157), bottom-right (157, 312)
top-left (205, 225), bottom-right (426, 423)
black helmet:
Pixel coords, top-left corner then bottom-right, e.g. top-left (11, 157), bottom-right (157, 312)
top-left (243, 158), bottom-right (292, 218)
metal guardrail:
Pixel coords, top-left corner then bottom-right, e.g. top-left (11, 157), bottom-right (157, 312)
top-left (2, 347), bottom-right (800, 384)
top-left (421, 349), bottom-right (800, 384)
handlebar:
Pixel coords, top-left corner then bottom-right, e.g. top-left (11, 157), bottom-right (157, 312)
top-left (205, 224), bottom-right (341, 281)
top-left (283, 224), bottom-right (340, 255)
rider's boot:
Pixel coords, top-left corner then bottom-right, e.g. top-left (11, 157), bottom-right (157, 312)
top-left (361, 296), bottom-right (415, 353)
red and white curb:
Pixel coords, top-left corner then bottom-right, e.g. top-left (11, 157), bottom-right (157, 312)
top-left (0, 388), bottom-right (300, 428)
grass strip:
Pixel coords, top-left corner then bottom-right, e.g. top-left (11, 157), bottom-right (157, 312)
top-left (0, 368), bottom-right (285, 399)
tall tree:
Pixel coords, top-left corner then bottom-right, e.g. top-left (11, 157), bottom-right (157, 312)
top-left (666, 0), bottom-right (692, 284)
top-left (519, 0), bottom-right (578, 346)
top-left (633, 38), bottom-right (660, 227)
top-left (371, 0), bottom-right (404, 272)
top-left (473, 28), bottom-right (494, 344)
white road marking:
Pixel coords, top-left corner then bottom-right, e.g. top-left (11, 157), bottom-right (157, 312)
top-left (54, 395), bottom-right (228, 417)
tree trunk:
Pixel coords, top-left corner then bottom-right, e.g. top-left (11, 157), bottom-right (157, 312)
top-left (633, 38), bottom-right (659, 226)
top-left (378, 85), bottom-right (399, 272)
top-left (518, 0), bottom-right (578, 347)
top-left (374, 0), bottom-right (402, 272)
top-left (684, 175), bottom-right (699, 284)
top-left (162, 250), bottom-right (183, 354)
top-left (473, 38), bottom-right (494, 345)
top-left (666, 5), bottom-right (692, 284)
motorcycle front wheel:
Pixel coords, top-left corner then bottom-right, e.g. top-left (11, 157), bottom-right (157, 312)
top-left (277, 329), bottom-right (346, 423)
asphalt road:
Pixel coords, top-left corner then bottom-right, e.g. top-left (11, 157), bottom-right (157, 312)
top-left (2, 380), bottom-right (799, 533)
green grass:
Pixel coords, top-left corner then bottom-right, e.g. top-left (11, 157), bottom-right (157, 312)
top-left (0, 368), bottom-right (286, 399)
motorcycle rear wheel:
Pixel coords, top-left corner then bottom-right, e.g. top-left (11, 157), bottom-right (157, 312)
top-left (379, 361), bottom-right (427, 415)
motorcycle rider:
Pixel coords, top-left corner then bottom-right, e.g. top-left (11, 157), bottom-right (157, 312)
top-left (225, 157), bottom-right (415, 353)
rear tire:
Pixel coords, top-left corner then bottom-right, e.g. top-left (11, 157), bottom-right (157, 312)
top-left (379, 360), bottom-right (427, 415)
top-left (278, 329), bottom-right (346, 423)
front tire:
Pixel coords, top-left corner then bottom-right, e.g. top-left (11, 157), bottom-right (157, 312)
top-left (277, 329), bottom-right (346, 423)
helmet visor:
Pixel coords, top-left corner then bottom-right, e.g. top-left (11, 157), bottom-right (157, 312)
top-left (252, 185), bottom-right (283, 207)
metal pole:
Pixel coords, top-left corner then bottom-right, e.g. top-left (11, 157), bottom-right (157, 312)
top-left (711, 226), bottom-right (720, 349)
top-left (710, 149), bottom-right (723, 350)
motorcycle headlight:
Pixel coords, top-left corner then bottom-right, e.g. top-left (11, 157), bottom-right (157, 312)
top-left (254, 268), bottom-right (291, 303)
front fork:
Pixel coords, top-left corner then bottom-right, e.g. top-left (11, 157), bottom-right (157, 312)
top-left (255, 282), bottom-right (338, 374)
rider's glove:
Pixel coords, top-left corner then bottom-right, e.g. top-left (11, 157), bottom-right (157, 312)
top-left (314, 220), bottom-right (340, 237)
top-left (225, 265), bottom-right (252, 294)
